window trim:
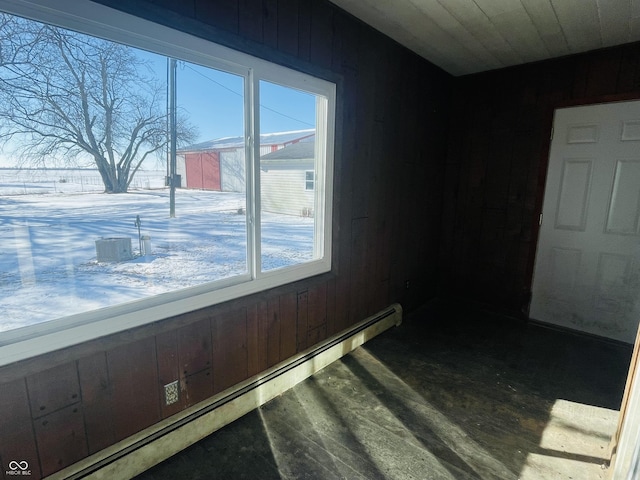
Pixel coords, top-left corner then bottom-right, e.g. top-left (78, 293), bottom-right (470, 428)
top-left (0, 0), bottom-right (335, 366)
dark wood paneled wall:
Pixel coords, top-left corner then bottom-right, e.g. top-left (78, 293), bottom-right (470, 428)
top-left (0, 1), bottom-right (450, 477)
top-left (440, 42), bottom-right (640, 317)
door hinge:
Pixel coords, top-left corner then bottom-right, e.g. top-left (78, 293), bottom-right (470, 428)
top-left (539, 213), bottom-right (543, 226)
top-left (550, 127), bottom-right (554, 141)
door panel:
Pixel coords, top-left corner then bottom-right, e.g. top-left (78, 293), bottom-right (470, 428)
top-left (567, 123), bottom-right (599, 144)
top-left (531, 100), bottom-right (640, 343)
top-left (622, 120), bottom-right (640, 141)
top-left (594, 252), bottom-right (632, 312)
top-left (555, 159), bottom-right (593, 230)
top-left (606, 160), bottom-right (640, 234)
top-left (549, 247), bottom-right (581, 296)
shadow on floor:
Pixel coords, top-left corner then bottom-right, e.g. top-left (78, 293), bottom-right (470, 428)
top-left (136, 300), bottom-right (632, 479)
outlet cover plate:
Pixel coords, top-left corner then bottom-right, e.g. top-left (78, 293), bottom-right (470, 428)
top-left (164, 380), bottom-right (179, 405)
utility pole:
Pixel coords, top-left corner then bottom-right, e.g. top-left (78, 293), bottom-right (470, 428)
top-left (168, 57), bottom-right (177, 218)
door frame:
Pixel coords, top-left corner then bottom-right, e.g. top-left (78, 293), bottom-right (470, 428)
top-left (528, 92), bottom-right (640, 476)
top-left (608, 325), bottom-right (640, 478)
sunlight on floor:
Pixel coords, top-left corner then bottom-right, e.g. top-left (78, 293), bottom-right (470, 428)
top-left (256, 407), bottom-right (288, 477)
top-left (519, 399), bottom-right (617, 480)
top-left (252, 346), bottom-right (620, 479)
top-left (350, 348), bottom-right (516, 479)
top-left (256, 347), bottom-right (518, 479)
top-left (257, 359), bottom-right (460, 480)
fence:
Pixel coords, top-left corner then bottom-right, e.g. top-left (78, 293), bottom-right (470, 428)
top-left (0, 169), bottom-right (166, 195)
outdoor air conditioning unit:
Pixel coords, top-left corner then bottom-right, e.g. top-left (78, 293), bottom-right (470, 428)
top-left (95, 237), bottom-right (133, 262)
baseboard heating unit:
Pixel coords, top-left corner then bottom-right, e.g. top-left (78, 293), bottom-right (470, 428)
top-left (50, 303), bottom-right (403, 479)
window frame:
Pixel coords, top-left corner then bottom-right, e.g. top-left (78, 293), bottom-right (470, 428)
top-left (0, 0), bottom-right (335, 366)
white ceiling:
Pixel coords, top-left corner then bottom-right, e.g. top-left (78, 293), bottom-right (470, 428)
top-left (329, 0), bottom-right (640, 76)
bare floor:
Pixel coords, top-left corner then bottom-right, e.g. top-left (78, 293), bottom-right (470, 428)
top-left (136, 301), bottom-right (632, 479)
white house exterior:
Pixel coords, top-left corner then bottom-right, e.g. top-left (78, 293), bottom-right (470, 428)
top-left (260, 136), bottom-right (315, 217)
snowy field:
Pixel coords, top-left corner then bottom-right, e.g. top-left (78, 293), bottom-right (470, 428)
top-left (0, 170), bottom-right (314, 332)
top-left (0, 167), bottom-right (166, 194)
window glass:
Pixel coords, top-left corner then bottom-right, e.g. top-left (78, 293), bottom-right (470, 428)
top-left (0, 14), bottom-right (249, 331)
top-left (173, 61), bottom-right (248, 282)
top-left (0, 3), bottom-right (334, 354)
top-left (259, 80), bottom-right (319, 272)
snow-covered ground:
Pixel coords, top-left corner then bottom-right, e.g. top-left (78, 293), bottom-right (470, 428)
top-left (0, 171), bottom-right (314, 332)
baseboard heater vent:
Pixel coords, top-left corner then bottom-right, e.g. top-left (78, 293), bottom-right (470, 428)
top-left (51, 303), bottom-right (403, 480)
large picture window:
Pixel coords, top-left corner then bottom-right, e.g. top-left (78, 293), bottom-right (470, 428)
top-left (0, 0), bottom-right (335, 364)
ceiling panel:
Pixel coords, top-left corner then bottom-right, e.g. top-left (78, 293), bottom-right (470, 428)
top-left (480, 2), bottom-right (550, 63)
top-left (598, 0), bottom-right (632, 46)
top-left (360, 0), bottom-right (486, 74)
top-left (438, 0), bottom-right (524, 66)
top-left (412, 0), bottom-right (504, 71)
top-left (519, 0), bottom-right (570, 57)
top-left (550, 0), bottom-right (602, 52)
top-left (330, 0), bottom-right (639, 75)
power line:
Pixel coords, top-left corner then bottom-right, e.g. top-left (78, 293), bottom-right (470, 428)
top-left (183, 63), bottom-right (315, 128)
top-left (260, 103), bottom-right (314, 127)
top-left (183, 63), bottom-right (241, 98)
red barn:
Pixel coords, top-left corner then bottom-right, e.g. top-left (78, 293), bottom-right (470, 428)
top-left (184, 151), bottom-right (220, 190)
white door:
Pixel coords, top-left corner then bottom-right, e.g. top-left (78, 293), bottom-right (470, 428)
top-left (531, 100), bottom-right (640, 344)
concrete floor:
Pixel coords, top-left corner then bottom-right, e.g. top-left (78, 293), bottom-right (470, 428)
top-left (136, 301), bottom-right (632, 479)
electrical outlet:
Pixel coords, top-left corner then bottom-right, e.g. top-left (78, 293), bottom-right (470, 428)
top-left (405, 280), bottom-right (410, 290)
top-left (164, 381), bottom-right (179, 405)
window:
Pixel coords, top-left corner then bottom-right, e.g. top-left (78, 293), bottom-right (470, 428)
top-left (305, 171), bottom-right (315, 191)
top-left (0, 0), bottom-right (335, 364)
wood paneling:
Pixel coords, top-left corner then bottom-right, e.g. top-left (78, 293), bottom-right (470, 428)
top-left (296, 0), bottom-right (312, 63)
top-left (195, 0), bottom-right (239, 34)
top-left (325, 277), bottom-right (338, 337)
top-left (179, 319), bottom-right (212, 376)
top-left (307, 283), bottom-right (327, 346)
top-left (183, 368), bottom-right (213, 407)
top-left (309, 1), bottom-right (333, 70)
top-left (212, 309), bottom-right (248, 393)
top-left (77, 353), bottom-right (115, 453)
top-left (349, 217), bottom-right (369, 323)
top-left (246, 302), bottom-right (263, 377)
top-left (307, 283), bottom-right (327, 331)
top-left (238, 0), bottom-right (263, 43)
top-left (0, 379), bottom-right (40, 479)
top-left (263, 0), bottom-right (278, 49)
top-left (277, 0), bottom-right (299, 57)
top-left (33, 404), bottom-right (87, 477)
top-left (279, 291), bottom-right (298, 359)
top-left (107, 337), bottom-right (161, 441)
top-left (266, 297), bottom-right (281, 367)
top-left (296, 290), bottom-right (309, 351)
top-left (26, 362), bottom-right (80, 419)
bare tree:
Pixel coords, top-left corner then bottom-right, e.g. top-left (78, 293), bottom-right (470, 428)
top-left (0, 14), bottom-right (196, 193)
